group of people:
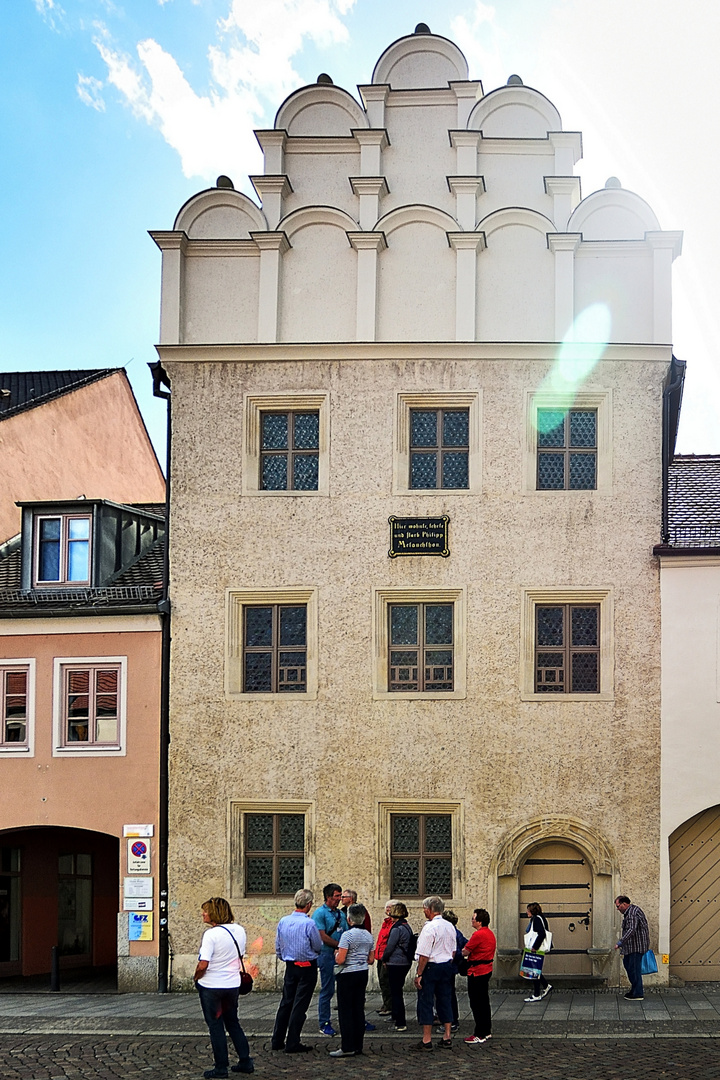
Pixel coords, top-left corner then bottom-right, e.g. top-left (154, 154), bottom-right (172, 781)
top-left (191, 887), bottom-right (650, 1076)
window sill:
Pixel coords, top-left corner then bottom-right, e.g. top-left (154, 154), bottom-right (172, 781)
top-left (53, 745), bottom-right (125, 757)
top-left (373, 690), bottom-right (466, 701)
top-left (0, 746), bottom-right (32, 756)
top-left (242, 489), bottom-right (329, 497)
top-left (228, 691), bottom-right (318, 701)
top-left (519, 692), bottom-right (614, 703)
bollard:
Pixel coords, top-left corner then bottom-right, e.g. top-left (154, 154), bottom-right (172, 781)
top-left (50, 946), bottom-right (60, 992)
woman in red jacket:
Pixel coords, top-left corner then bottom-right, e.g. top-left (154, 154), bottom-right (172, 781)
top-left (462, 908), bottom-right (496, 1045)
top-left (374, 901), bottom-right (395, 1016)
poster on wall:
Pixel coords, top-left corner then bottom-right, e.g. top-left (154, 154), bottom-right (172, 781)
top-left (129, 912), bottom-right (154, 941)
top-left (127, 837), bottom-right (151, 874)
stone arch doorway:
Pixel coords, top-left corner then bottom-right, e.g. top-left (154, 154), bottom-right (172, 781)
top-left (670, 804), bottom-right (720, 981)
top-left (491, 816), bottom-right (617, 985)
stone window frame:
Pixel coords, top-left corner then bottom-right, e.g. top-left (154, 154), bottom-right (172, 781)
top-left (229, 799), bottom-right (315, 902)
top-left (376, 799), bottom-right (465, 903)
top-left (52, 655), bottom-right (128, 757)
top-left (226, 587), bottom-right (319, 700)
top-left (0, 658), bottom-right (35, 757)
top-left (372, 587), bottom-right (466, 700)
top-left (242, 392), bottom-right (330, 497)
top-left (393, 392), bottom-right (482, 495)
top-left (520, 588), bottom-right (614, 702)
top-left (523, 390), bottom-right (612, 495)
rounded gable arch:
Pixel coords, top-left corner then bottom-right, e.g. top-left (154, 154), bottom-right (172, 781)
top-left (279, 204), bottom-right (359, 239)
top-left (479, 206), bottom-right (555, 239)
top-left (372, 32), bottom-right (469, 88)
top-left (569, 187), bottom-right (660, 240)
top-left (493, 815), bottom-right (617, 878)
top-left (376, 203), bottom-right (459, 236)
top-left (174, 189), bottom-right (267, 238)
top-left (274, 84), bottom-right (368, 135)
top-left (468, 85), bottom-right (561, 137)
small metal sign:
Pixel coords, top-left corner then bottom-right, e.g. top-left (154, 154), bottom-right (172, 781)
top-left (388, 516), bottom-right (450, 558)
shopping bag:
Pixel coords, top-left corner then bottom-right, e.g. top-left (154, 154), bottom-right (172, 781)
top-left (520, 948), bottom-right (545, 979)
top-left (524, 929), bottom-right (553, 953)
top-left (640, 950), bottom-right (658, 975)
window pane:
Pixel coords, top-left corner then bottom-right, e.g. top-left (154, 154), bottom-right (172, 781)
top-left (293, 453), bottom-right (319, 490)
top-left (68, 519), bottom-right (90, 540)
top-left (411, 410), bottom-right (437, 447)
top-left (425, 605), bottom-right (452, 645)
top-left (569, 453), bottom-right (596, 490)
top-left (424, 651), bottom-right (453, 691)
top-left (442, 451), bottom-right (468, 488)
top-left (390, 606), bottom-right (418, 645)
top-left (393, 816), bottom-right (420, 853)
top-left (244, 652), bottom-right (272, 693)
top-left (95, 670), bottom-right (118, 713)
top-left (58, 854), bottom-right (74, 875)
top-left (279, 815), bottom-right (305, 851)
top-left (425, 858), bottom-right (452, 896)
top-left (293, 413), bottom-right (319, 450)
top-left (571, 607), bottom-right (598, 647)
top-left (392, 858), bottom-right (420, 896)
top-left (246, 814), bottom-right (274, 851)
top-left (538, 453), bottom-right (565, 489)
top-left (425, 815), bottom-right (452, 852)
top-left (246, 857), bottom-right (274, 893)
top-left (411, 452), bottom-right (437, 488)
top-left (262, 413), bottom-right (288, 449)
top-left (39, 518), bottom-right (61, 580)
top-left (537, 409), bottom-right (566, 447)
top-left (67, 538), bottom-right (89, 582)
top-left (571, 652), bottom-right (599, 692)
top-left (262, 454), bottom-right (288, 490)
top-left (40, 518), bottom-right (61, 541)
top-left (278, 652), bottom-right (306, 692)
top-left (537, 607), bottom-right (563, 646)
top-left (278, 857), bottom-right (305, 894)
top-left (67, 668), bottom-right (89, 740)
top-left (76, 854), bottom-right (92, 876)
top-left (245, 607), bottom-right (273, 647)
top-left (390, 651), bottom-right (419, 691)
top-left (536, 653), bottom-right (565, 692)
top-left (570, 411), bottom-right (596, 447)
top-left (442, 410), bottom-right (469, 446)
top-left (279, 606), bottom-right (306, 646)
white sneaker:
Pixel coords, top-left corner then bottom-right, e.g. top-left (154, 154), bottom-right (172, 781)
top-left (524, 994), bottom-right (542, 1002)
top-left (540, 984), bottom-right (553, 999)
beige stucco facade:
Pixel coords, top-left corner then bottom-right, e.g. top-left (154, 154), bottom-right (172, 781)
top-left (156, 30), bottom-right (681, 988)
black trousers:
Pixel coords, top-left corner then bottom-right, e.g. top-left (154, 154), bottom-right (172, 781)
top-left (387, 963), bottom-right (411, 1026)
top-left (272, 961), bottom-right (318, 1050)
top-left (467, 972), bottom-right (492, 1038)
top-left (336, 969), bottom-right (368, 1054)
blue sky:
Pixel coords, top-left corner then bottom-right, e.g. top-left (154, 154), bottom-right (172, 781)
top-left (3, 0), bottom-right (720, 460)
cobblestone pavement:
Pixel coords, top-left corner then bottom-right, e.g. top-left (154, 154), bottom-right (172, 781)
top-left (3, 1034), bottom-right (720, 1080)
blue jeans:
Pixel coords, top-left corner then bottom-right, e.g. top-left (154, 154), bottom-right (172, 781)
top-left (416, 960), bottom-right (454, 1026)
top-left (197, 984), bottom-right (252, 1070)
top-left (317, 949), bottom-right (336, 1026)
top-left (623, 952), bottom-right (644, 997)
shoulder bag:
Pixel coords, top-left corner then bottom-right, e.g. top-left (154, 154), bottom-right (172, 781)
top-left (221, 925), bottom-right (254, 995)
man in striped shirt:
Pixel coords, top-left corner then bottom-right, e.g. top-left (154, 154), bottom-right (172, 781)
top-left (271, 889), bottom-right (323, 1053)
top-left (614, 895), bottom-right (650, 1000)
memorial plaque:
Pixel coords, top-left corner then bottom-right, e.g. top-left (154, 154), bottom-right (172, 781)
top-left (388, 516), bottom-right (450, 558)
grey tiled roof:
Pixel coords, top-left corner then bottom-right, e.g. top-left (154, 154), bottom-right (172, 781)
top-left (0, 369), bottom-right (120, 421)
top-left (667, 455), bottom-right (720, 547)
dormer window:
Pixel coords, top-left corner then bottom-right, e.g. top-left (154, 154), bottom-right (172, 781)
top-left (35, 515), bottom-right (91, 586)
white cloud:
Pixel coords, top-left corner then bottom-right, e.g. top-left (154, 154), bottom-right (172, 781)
top-left (91, 0), bottom-right (356, 182)
top-left (450, 2), bottom-right (508, 91)
top-left (76, 73), bottom-right (106, 112)
top-left (34, 0), bottom-right (66, 31)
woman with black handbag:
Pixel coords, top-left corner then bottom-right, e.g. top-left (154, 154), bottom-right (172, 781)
top-left (193, 897), bottom-right (254, 1077)
top-left (524, 902), bottom-right (552, 1002)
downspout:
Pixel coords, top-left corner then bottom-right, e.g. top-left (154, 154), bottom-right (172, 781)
top-left (150, 360), bottom-right (171, 993)
top-left (661, 356), bottom-right (685, 544)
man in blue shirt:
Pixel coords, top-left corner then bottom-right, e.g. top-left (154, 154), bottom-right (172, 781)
top-left (271, 889), bottom-right (323, 1053)
top-left (312, 882), bottom-right (348, 1036)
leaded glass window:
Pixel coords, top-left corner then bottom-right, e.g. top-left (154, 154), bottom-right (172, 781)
top-left (261, 412), bottom-right (319, 491)
top-left (245, 813), bottom-right (305, 895)
top-left (391, 814), bottom-right (452, 897)
top-left (243, 605), bottom-right (307, 693)
top-left (1, 669), bottom-right (28, 746)
top-left (389, 603), bottom-right (453, 692)
top-left (535, 604), bottom-right (600, 693)
top-left (410, 409), bottom-right (469, 490)
top-left (537, 409), bottom-right (597, 490)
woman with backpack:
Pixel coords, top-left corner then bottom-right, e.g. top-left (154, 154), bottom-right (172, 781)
top-left (524, 902), bottom-right (552, 1002)
top-left (381, 902), bottom-right (415, 1031)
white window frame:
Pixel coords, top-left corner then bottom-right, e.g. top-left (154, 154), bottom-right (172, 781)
top-left (242, 392), bottom-right (330, 497)
top-left (372, 587), bottom-right (466, 700)
top-left (52, 656), bottom-right (128, 757)
top-left (393, 392), bottom-right (482, 495)
top-left (524, 390), bottom-right (612, 494)
top-left (228, 799), bottom-right (315, 902)
top-left (34, 513), bottom-right (92, 587)
top-left (0, 659), bottom-right (35, 757)
top-left (226, 588), bottom-right (319, 699)
top-left (520, 587), bottom-right (614, 701)
top-left (376, 799), bottom-right (465, 903)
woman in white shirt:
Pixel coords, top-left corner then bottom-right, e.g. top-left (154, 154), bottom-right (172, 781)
top-left (193, 897), bottom-right (254, 1078)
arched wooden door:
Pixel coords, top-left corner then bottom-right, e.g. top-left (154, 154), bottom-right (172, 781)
top-left (670, 805), bottom-right (720, 980)
top-left (519, 841), bottom-right (592, 976)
